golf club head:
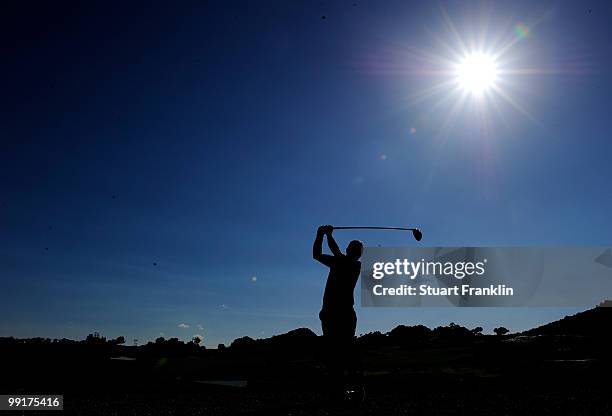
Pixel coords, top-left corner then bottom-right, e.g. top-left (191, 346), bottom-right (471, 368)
top-left (412, 229), bottom-right (422, 241)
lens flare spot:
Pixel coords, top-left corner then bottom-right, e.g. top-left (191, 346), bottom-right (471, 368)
top-left (514, 22), bottom-right (530, 39)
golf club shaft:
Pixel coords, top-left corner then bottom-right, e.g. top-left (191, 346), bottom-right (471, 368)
top-left (332, 226), bottom-right (418, 231)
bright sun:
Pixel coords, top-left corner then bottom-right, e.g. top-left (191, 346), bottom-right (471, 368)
top-left (455, 53), bottom-right (498, 95)
top-left (390, 11), bottom-right (540, 130)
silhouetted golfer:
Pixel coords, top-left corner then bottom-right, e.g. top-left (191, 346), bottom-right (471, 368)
top-left (313, 224), bottom-right (363, 399)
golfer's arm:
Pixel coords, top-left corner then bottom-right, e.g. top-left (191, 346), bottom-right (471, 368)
top-left (313, 232), bottom-right (324, 261)
top-left (326, 233), bottom-right (343, 257)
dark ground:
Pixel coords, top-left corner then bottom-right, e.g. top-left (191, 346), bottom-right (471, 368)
top-left (2, 308), bottom-right (611, 415)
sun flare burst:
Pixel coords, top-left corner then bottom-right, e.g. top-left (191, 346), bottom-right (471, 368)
top-left (356, 7), bottom-right (559, 140)
top-left (455, 53), bottom-right (499, 96)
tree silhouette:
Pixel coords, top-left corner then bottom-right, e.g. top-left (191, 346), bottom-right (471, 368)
top-left (388, 324), bottom-right (432, 346)
top-left (494, 327), bottom-right (509, 336)
top-left (432, 323), bottom-right (472, 340)
top-left (357, 331), bottom-right (387, 348)
top-left (85, 333), bottom-right (107, 344)
top-left (471, 326), bottom-right (483, 335)
top-left (230, 336), bottom-right (256, 350)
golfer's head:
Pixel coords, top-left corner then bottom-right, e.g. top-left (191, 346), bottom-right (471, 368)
top-left (346, 240), bottom-right (363, 260)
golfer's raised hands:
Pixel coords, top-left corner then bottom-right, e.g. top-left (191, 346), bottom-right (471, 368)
top-left (317, 225), bottom-right (334, 235)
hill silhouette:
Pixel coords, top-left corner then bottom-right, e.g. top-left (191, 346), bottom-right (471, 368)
top-left (1, 306), bottom-right (612, 415)
top-left (230, 328), bottom-right (317, 350)
top-left (522, 302), bottom-right (612, 337)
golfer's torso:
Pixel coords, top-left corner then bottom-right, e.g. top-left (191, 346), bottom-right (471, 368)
top-left (322, 259), bottom-right (361, 311)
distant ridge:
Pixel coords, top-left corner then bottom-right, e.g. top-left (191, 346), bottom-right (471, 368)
top-left (230, 327), bottom-right (317, 352)
top-left (598, 299), bottom-right (612, 308)
top-left (522, 302), bottom-right (612, 337)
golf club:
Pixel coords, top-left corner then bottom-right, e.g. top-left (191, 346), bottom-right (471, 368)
top-left (332, 226), bottom-right (423, 241)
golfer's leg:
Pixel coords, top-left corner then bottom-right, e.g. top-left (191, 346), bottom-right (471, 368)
top-left (323, 318), bottom-right (344, 398)
top-left (346, 309), bottom-right (362, 385)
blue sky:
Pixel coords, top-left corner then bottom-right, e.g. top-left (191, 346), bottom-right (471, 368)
top-left (2, 1), bottom-right (611, 347)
